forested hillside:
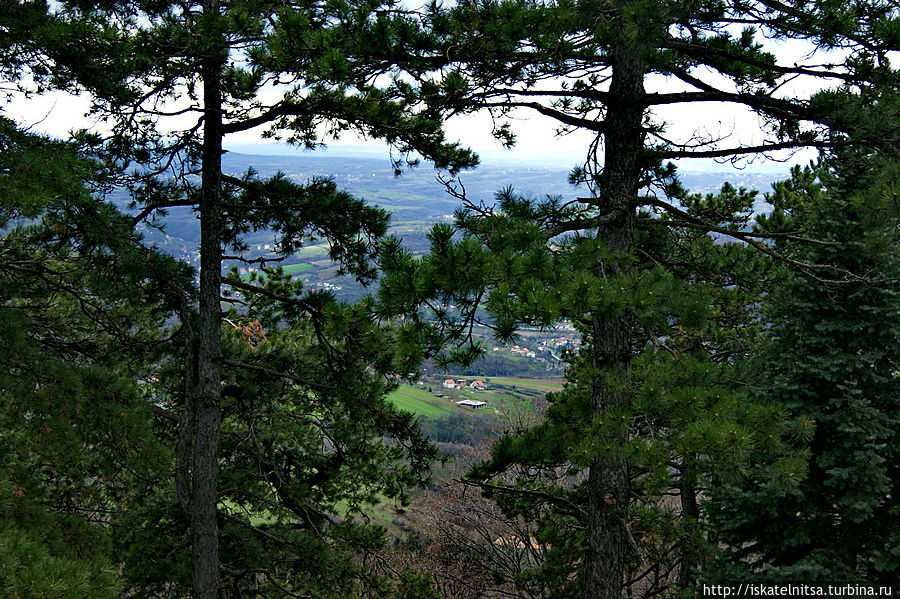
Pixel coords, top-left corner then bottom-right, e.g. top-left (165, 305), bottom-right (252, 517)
top-left (2, 1), bottom-right (898, 598)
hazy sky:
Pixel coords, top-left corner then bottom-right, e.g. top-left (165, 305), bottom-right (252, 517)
top-left (5, 32), bottom-right (831, 175)
top-left (8, 86), bottom-right (811, 175)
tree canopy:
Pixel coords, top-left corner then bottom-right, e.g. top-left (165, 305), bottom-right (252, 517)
top-left (377, 0), bottom-right (900, 597)
top-left (709, 153), bottom-right (900, 585)
top-left (2, 0), bottom-right (899, 597)
top-left (5, 0), bottom-right (473, 596)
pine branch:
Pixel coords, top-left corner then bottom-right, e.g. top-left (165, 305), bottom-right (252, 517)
top-left (636, 218), bottom-right (866, 284)
top-left (130, 200), bottom-right (195, 226)
top-left (222, 359), bottom-right (338, 392)
top-left (640, 197), bottom-right (840, 245)
top-left (660, 37), bottom-right (856, 82)
top-left (650, 140), bottom-right (847, 160)
top-left (222, 277), bottom-right (321, 314)
top-left (480, 100), bottom-right (606, 133)
top-left (222, 254), bottom-right (287, 265)
top-left (543, 209), bottom-right (623, 238)
top-left (461, 478), bottom-right (585, 519)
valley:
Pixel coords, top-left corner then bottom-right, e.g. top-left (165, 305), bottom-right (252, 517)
top-left (130, 151), bottom-right (787, 306)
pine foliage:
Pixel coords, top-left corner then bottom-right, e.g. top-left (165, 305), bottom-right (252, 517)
top-left (0, 117), bottom-right (187, 597)
top-left (709, 156), bottom-right (900, 584)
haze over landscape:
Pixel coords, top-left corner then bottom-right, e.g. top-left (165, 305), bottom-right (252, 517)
top-left (133, 149), bottom-right (788, 277)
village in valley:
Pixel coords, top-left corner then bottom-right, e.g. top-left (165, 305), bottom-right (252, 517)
top-left (373, 327), bottom-right (582, 424)
top-left (500, 332), bottom-right (582, 362)
top-left (388, 362), bottom-right (566, 422)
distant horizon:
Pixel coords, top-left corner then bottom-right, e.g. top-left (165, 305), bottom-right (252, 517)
top-left (224, 141), bottom-right (799, 176)
top-left (7, 94), bottom-right (805, 176)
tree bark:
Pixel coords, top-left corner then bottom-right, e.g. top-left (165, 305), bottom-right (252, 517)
top-left (192, 2), bottom-right (224, 597)
top-left (582, 44), bottom-right (645, 599)
top-left (678, 462), bottom-right (701, 588)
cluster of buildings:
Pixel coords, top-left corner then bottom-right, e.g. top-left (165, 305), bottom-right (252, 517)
top-left (490, 334), bottom-right (581, 363)
top-left (536, 334), bottom-right (581, 354)
top-left (308, 281), bottom-right (342, 291)
top-left (442, 378), bottom-right (487, 391)
top-left (493, 344), bottom-right (539, 358)
top-left (438, 379), bottom-right (489, 410)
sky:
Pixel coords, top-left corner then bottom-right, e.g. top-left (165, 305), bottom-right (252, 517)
top-left (5, 31), bottom-right (833, 176)
top-left (9, 88), bottom-right (810, 175)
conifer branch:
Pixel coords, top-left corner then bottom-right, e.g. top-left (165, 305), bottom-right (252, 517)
top-left (543, 209), bottom-right (623, 238)
top-left (461, 478), bottom-right (585, 519)
top-left (640, 197), bottom-right (840, 245)
top-left (480, 100), bottom-right (606, 132)
top-left (650, 140), bottom-right (845, 160)
top-left (222, 254), bottom-right (287, 265)
top-left (222, 359), bottom-right (339, 392)
top-left (222, 277), bottom-right (321, 314)
top-left (660, 38), bottom-right (857, 82)
top-left (130, 200), bottom-right (195, 226)
top-left (482, 87), bottom-right (611, 102)
top-left (636, 218), bottom-right (866, 284)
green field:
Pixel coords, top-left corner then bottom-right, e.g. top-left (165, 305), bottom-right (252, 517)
top-left (387, 377), bottom-right (562, 419)
top-left (294, 245), bottom-right (331, 259)
top-left (281, 262), bottom-right (314, 275)
top-left (387, 385), bottom-right (458, 417)
top-left (449, 376), bottom-right (564, 391)
top-left (237, 262), bottom-right (313, 282)
top-left (487, 377), bottom-right (564, 391)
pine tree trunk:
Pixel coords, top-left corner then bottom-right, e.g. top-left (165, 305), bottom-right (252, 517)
top-left (193, 2), bottom-right (224, 596)
top-left (678, 463), bottom-right (700, 588)
top-left (582, 44), bottom-right (645, 599)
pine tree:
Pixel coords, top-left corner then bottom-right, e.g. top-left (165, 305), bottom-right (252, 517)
top-left (1, 13), bottom-right (195, 595)
top-left (0, 116), bottom-right (188, 598)
top-left (379, 183), bottom-right (813, 597)
top-left (10, 1), bottom-right (474, 596)
top-left (708, 155), bottom-right (900, 584)
top-left (382, 1), bottom-right (900, 596)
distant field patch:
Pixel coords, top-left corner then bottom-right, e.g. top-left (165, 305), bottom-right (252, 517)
top-left (281, 262), bottom-right (314, 275)
top-left (485, 377), bottom-right (564, 391)
top-left (456, 376), bottom-right (562, 391)
top-left (237, 262), bottom-right (313, 281)
top-left (295, 245), bottom-right (330, 259)
top-left (388, 220), bottom-right (439, 231)
top-left (387, 386), bottom-right (457, 418)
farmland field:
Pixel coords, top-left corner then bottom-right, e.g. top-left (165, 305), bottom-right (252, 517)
top-left (487, 377), bottom-right (564, 391)
top-left (280, 262), bottom-right (314, 275)
top-left (448, 376), bottom-right (564, 391)
top-left (293, 244), bottom-right (330, 259)
top-left (387, 385), bottom-right (458, 417)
